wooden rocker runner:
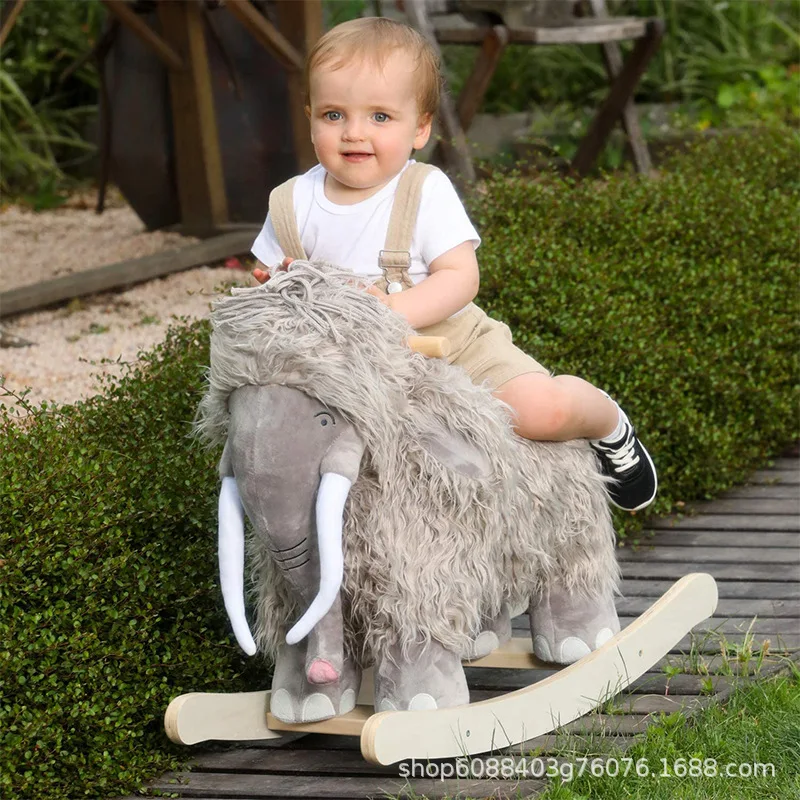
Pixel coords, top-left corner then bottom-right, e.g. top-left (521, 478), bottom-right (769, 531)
top-left (166, 573), bottom-right (717, 765)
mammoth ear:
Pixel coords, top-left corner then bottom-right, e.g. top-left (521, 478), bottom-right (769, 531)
top-left (417, 419), bottom-right (491, 479)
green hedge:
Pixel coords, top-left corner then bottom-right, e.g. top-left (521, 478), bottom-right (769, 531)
top-left (1, 127), bottom-right (798, 799)
top-left (0, 328), bottom-right (264, 800)
top-left (468, 126), bottom-right (799, 523)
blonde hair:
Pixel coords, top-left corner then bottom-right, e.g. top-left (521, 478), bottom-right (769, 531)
top-left (304, 18), bottom-right (441, 118)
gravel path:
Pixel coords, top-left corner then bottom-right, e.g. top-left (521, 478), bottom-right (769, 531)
top-left (0, 193), bottom-right (254, 412)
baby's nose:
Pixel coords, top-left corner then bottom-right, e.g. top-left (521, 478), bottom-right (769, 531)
top-left (342, 120), bottom-right (366, 140)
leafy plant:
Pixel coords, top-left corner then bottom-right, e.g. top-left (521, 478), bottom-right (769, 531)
top-left (443, 0), bottom-right (800, 112)
top-left (324, 0), bottom-right (368, 27)
top-left (0, 0), bottom-right (103, 197)
top-left (1, 325), bottom-right (266, 800)
top-left (711, 63), bottom-right (800, 125)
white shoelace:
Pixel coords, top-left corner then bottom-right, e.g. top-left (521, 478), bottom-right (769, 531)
top-left (598, 430), bottom-right (640, 474)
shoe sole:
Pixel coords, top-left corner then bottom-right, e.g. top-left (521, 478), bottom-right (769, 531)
top-left (608, 440), bottom-right (658, 512)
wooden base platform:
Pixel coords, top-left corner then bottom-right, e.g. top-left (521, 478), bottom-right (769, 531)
top-left (166, 573), bottom-right (718, 765)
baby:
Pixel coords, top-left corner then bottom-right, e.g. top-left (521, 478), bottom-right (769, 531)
top-left (252, 17), bottom-right (656, 511)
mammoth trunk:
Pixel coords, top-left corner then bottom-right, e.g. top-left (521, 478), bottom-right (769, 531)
top-left (217, 472), bottom-right (352, 681)
top-left (215, 384), bottom-right (365, 677)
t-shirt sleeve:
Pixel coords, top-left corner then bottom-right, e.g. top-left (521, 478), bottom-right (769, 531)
top-left (415, 169), bottom-right (481, 266)
top-left (251, 212), bottom-right (286, 266)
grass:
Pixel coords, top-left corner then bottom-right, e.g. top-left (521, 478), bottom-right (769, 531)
top-left (535, 663), bottom-right (800, 799)
top-left (389, 653), bottom-right (800, 799)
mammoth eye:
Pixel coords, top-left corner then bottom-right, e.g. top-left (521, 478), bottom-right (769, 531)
top-left (314, 411), bottom-right (336, 428)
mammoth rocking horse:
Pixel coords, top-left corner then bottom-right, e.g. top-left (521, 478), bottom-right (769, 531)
top-left (165, 172), bottom-right (716, 764)
top-left (165, 260), bottom-right (717, 764)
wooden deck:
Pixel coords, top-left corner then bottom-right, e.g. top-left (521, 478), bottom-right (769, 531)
top-left (134, 451), bottom-right (799, 799)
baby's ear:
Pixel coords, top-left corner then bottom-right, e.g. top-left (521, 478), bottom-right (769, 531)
top-left (414, 113), bottom-right (433, 149)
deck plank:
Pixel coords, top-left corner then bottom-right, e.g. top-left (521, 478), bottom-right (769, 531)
top-left (618, 561), bottom-right (799, 581)
top-left (745, 469), bottom-right (799, 485)
top-left (650, 515), bottom-right (799, 531)
top-left (683, 498), bottom-right (798, 515)
top-left (615, 545), bottom-right (799, 563)
top-left (628, 530), bottom-right (798, 548)
top-left (146, 771), bottom-right (546, 798)
top-left (466, 668), bottom-right (733, 696)
top-left (615, 596), bottom-right (798, 617)
top-left (721, 484), bottom-right (799, 500)
top-left (619, 578), bottom-right (800, 599)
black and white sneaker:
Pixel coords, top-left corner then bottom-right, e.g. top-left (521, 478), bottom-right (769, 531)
top-left (590, 422), bottom-right (658, 511)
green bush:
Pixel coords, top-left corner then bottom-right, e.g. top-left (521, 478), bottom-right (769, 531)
top-left (469, 125), bottom-right (799, 524)
top-left (1, 128), bottom-right (798, 799)
top-left (0, 326), bottom-right (265, 800)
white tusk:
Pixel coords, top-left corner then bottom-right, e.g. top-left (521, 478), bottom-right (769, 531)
top-left (218, 477), bottom-right (257, 656)
top-left (285, 472), bottom-right (350, 645)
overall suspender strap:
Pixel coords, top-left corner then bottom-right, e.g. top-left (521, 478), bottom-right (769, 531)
top-left (267, 163), bottom-right (438, 284)
top-left (268, 176), bottom-right (307, 261)
top-left (377, 162), bottom-right (438, 294)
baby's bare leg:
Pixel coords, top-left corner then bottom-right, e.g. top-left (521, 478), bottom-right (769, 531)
top-left (493, 373), bottom-right (617, 442)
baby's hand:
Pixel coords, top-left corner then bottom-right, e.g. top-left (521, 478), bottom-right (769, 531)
top-left (253, 257), bottom-right (293, 284)
top-left (366, 284), bottom-right (393, 308)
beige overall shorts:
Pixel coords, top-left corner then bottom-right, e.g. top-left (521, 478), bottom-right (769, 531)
top-left (268, 163), bottom-right (549, 390)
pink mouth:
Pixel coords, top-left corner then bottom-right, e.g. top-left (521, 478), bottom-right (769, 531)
top-left (342, 152), bottom-right (373, 163)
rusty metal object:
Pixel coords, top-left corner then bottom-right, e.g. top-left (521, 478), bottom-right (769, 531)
top-left (105, 8), bottom-right (296, 230)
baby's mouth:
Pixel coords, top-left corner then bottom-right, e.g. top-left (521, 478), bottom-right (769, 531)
top-left (342, 152), bottom-right (373, 162)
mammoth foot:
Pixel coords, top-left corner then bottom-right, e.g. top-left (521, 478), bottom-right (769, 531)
top-left (270, 643), bottom-right (361, 723)
top-left (374, 639), bottom-right (469, 713)
top-left (529, 583), bottom-right (620, 665)
top-left (461, 604), bottom-right (512, 661)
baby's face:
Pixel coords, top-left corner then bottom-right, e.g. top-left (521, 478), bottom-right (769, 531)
top-left (307, 50), bottom-right (432, 202)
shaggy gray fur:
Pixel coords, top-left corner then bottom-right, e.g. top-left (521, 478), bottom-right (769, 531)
top-left (195, 261), bottom-right (619, 665)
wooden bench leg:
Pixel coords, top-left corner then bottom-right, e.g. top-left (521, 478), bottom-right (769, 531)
top-left (158, 2), bottom-right (229, 236)
top-left (456, 25), bottom-right (508, 131)
top-left (586, 0), bottom-right (653, 174)
top-left (404, 1), bottom-right (476, 184)
top-left (571, 18), bottom-right (664, 177)
top-left (599, 40), bottom-right (652, 174)
top-left (431, 25), bottom-right (508, 169)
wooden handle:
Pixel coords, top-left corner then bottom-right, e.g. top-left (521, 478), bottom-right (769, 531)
top-left (406, 336), bottom-right (451, 358)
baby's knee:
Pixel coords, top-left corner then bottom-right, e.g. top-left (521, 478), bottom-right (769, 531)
top-left (530, 381), bottom-right (574, 438)
top-left (497, 374), bottom-right (575, 441)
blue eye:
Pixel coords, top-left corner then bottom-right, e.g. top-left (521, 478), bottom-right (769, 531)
top-left (373, 112), bottom-right (390, 123)
top-left (323, 111), bottom-right (342, 121)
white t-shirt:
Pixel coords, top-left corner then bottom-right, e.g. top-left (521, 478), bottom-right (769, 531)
top-left (251, 160), bottom-right (481, 289)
